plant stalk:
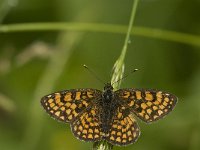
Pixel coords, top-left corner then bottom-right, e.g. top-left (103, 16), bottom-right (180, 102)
top-left (94, 0), bottom-right (140, 149)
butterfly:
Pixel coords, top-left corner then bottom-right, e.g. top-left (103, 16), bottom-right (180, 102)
top-left (41, 82), bottom-right (177, 146)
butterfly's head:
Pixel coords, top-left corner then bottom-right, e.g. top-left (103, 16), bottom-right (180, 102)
top-left (104, 83), bottom-right (113, 91)
top-left (103, 83), bottom-right (114, 101)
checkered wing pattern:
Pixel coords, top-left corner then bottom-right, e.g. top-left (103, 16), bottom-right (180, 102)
top-left (115, 89), bottom-right (177, 123)
top-left (41, 89), bottom-right (102, 123)
top-left (71, 105), bottom-right (102, 142)
top-left (107, 106), bottom-right (140, 146)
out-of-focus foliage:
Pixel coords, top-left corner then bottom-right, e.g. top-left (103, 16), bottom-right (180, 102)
top-left (0, 0), bottom-right (200, 150)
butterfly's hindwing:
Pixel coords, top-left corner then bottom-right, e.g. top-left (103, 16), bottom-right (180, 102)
top-left (106, 106), bottom-right (140, 146)
top-left (70, 104), bottom-right (103, 142)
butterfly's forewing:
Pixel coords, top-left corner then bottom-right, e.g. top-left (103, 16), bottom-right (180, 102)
top-left (115, 89), bottom-right (177, 123)
top-left (41, 89), bottom-right (102, 123)
top-left (106, 106), bottom-right (140, 146)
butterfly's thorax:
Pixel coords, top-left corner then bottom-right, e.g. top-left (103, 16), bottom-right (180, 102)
top-left (100, 83), bottom-right (118, 136)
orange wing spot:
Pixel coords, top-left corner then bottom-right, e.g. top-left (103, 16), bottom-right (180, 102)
top-left (147, 101), bottom-right (153, 106)
top-left (88, 134), bottom-right (93, 139)
top-left (83, 129), bottom-right (87, 134)
top-left (122, 134), bottom-right (127, 139)
top-left (89, 129), bottom-right (93, 133)
top-left (91, 110), bottom-right (95, 115)
top-left (141, 103), bottom-right (147, 109)
top-left (129, 101), bottom-right (134, 106)
top-left (159, 105), bottom-right (165, 109)
top-left (75, 92), bottom-right (81, 100)
top-left (157, 98), bottom-right (162, 103)
top-left (117, 132), bottom-right (122, 136)
top-left (68, 115), bottom-right (73, 120)
top-left (147, 109), bottom-right (152, 114)
top-left (111, 131), bottom-right (116, 135)
top-left (145, 114), bottom-right (149, 120)
top-left (70, 103), bottom-right (77, 109)
top-left (156, 91), bottom-right (162, 98)
top-left (48, 99), bottom-right (53, 103)
top-left (128, 137), bottom-right (133, 141)
top-left (122, 128), bottom-right (127, 133)
top-left (123, 91), bottom-right (130, 98)
top-left (120, 120), bottom-right (126, 126)
top-left (164, 97), bottom-right (170, 102)
top-left (55, 98), bottom-right (60, 104)
top-left (139, 110), bottom-right (145, 117)
top-left (55, 93), bottom-right (61, 101)
top-left (110, 136), bottom-right (115, 140)
top-left (163, 101), bottom-right (168, 106)
top-left (90, 122), bottom-right (94, 127)
top-left (55, 111), bottom-right (60, 116)
top-left (78, 125), bottom-right (83, 131)
top-left (94, 122), bottom-right (98, 126)
top-left (153, 106), bottom-right (158, 110)
top-left (127, 131), bottom-right (132, 136)
top-left (65, 103), bottom-right (71, 107)
top-left (64, 93), bottom-right (72, 101)
top-left (66, 109), bottom-right (71, 115)
top-left (84, 124), bottom-right (89, 129)
top-left (57, 102), bottom-right (64, 107)
top-left (60, 106), bottom-right (65, 111)
top-left (153, 101), bottom-right (160, 105)
top-left (86, 117), bottom-right (92, 122)
top-left (122, 139), bottom-right (127, 143)
top-left (117, 125), bottom-right (122, 130)
top-left (53, 106), bottom-right (59, 110)
top-left (117, 112), bottom-right (122, 118)
top-left (50, 103), bottom-right (55, 108)
top-left (94, 134), bottom-right (99, 138)
top-left (145, 91), bottom-right (153, 101)
top-left (112, 124), bottom-right (117, 129)
top-left (82, 100), bottom-right (88, 107)
top-left (60, 116), bottom-right (64, 120)
top-left (94, 128), bottom-right (99, 133)
top-left (136, 91), bottom-right (142, 99)
top-left (158, 110), bottom-right (163, 115)
top-left (87, 91), bottom-right (94, 98)
top-left (72, 111), bottom-right (78, 117)
top-left (153, 115), bottom-right (158, 119)
top-left (116, 137), bottom-right (121, 142)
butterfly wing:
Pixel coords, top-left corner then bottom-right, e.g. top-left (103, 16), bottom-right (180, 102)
top-left (70, 104), bottom-right (103, 142)
top-left (41, 89), bottom-right (102, 123)
top-left (106, 106), bottom-right (140, 146)
top-left (115, 89), bottom-right (177, 123)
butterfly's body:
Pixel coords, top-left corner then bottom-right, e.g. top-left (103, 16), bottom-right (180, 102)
top-left (100, 83), bottom-right (117, 137)
top-left (41, 83), bottom-right (177, 146)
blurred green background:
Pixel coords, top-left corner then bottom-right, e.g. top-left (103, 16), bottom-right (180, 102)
top-left (0, 0), bottom-right (200, 150)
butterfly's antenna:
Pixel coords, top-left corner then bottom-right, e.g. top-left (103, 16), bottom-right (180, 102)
top-left (112, 68), bottom-right (139, 86)
top-left (83, 64), bottom-right (106, 85)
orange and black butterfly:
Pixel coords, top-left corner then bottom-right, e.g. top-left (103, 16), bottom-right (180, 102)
top-left (41, 83), bottom-right (177, 146)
